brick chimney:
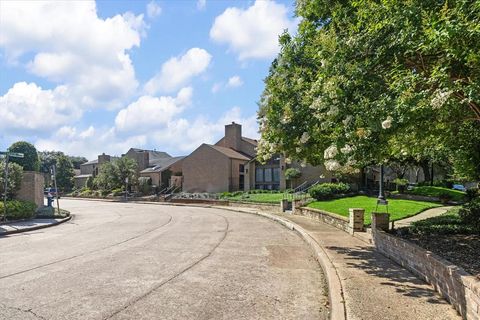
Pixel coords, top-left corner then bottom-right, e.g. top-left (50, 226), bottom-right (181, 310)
top-left (224, 122), bottom-right (242, 151)
top-left (98, 153), bottom-right (111, 165)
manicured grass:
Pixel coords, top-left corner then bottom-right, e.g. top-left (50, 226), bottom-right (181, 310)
top-left (404, 186), bottom-right (465, 202)
top-left (226, 192), bottom-right (285, 203)
top-left (307, 195), bottom-right (441, 225)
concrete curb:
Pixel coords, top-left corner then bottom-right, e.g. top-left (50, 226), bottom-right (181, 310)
top-left (217, 207), bottom-right (346, 320)
top-left (0, 215), bottom-right (72, 236)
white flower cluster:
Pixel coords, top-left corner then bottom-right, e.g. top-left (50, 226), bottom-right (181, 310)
top-left (381, 116), bottom-right (393, 129)
top-left (285, 157), bottom-right (292, 164)
top-left (340, 144), bottom-right (353, 154)
top-left (300, 132), bottom-right (310, 144)
top-left (325, 159), bottom-right (341, 171)
top-left (327, 105), bottom-right (339, 117)
top-left (324, 145), bottom-right (338, 160)
top-left (256, 139), bottom-right (276, 162)
top-left (431, 89), bottom-right (452, 109)
top-left (342, 115), bottom-right (353, 126)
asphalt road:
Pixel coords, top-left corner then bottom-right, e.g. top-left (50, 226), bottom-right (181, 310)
top-left (0, 199), bottom-right (328, 320)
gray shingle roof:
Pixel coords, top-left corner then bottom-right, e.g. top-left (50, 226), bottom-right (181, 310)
top-left (140, 156), bottom-right (185, 173)
top-left (207, 145), bottom-right (251, 161)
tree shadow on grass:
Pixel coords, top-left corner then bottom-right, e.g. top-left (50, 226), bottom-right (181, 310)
top-left (326, 245), bottom-right (449, 304)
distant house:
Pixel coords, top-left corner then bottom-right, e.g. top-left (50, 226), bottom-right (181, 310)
top-left (139, 156), bottom-right (184, 189)
top-left (182, 122), bottom-right (333, 193)
top-left (74, 153), bottom-right (114, 189)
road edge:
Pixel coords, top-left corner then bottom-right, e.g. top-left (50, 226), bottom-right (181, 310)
top-left (0, 215), bottom-right (72, 236)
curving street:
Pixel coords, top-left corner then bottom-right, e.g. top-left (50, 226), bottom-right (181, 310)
top-left (0, 199), bottom-right (328, 320)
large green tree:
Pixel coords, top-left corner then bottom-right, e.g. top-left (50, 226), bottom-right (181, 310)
top-left (0, 160), bottom-right (23, 199)
top-left (258, 0), bottom-right (480, 179)
top-left (55, 155), bottom-right (75, 191)
top-left (94, 157), bottom-right (138, 192)
top-left (8, 141), bottom-right (40, 171)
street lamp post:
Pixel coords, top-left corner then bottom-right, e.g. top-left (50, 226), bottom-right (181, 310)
top-left (1, 151), bottom-right (24, 222)
top-left (376, 163), bottom-right (388, 210)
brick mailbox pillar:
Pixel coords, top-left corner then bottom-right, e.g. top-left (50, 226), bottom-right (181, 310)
top-left (348, 208), bottom-right (365, 234)
top-left (371, 212), bottom-right (390, 231)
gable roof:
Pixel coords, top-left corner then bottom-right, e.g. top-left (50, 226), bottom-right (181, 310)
top-left (81, 159), bottom-right (98, 166)
top-left (242, 137), bottom-right (258, 146)
top-left (207, 144), bottom-right (251, 161)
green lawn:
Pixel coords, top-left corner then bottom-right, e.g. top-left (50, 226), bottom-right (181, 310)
top-left (226, 192), bottom-right (285, 203)
top-left (308, 196), bottom-right (441, 225)
top-left (403, 186), bottom-right (466, 202)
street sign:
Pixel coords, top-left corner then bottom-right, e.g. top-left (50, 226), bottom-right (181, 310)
top-left (9, 152), bottom-right (24, 158)
top-left (0, 151), bottom-right (24, 158)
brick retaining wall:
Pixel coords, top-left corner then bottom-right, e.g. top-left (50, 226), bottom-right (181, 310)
top-left (228, 201), bottom-right (281, 213)
top-left (296, 207), bottom-right (349, 232)
top-left (372, 229), bottom-right (480, 319)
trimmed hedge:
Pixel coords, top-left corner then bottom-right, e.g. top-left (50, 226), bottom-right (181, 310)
top-left (309, 183), bottom-right (350, 200)
top-left (0, 200), bottom-right (37, 220)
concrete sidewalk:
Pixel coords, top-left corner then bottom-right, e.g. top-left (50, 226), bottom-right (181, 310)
top-left (223, 206), bottom-right (460, 320)
top-left (0, 216), bottom-right (71, 235)
top-left (394, 206), bottom-right (453, 228)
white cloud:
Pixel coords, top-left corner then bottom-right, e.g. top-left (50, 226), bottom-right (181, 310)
top-left (115, 87), bottom-right (193, 133)
top-left (0, 0), bottom-right (145, 109)
top-left (197, 0), bottom-right (206, 10)
top-left (0, 82), bottom-right (81, 133)
top-left (144, 48), bottom-right (212, 94)
top-left (150, 106), bottom-right (259, 152)
top-left (147, 1), bottom-right (162, 18)
top-left (227, 75), bottom-right (243, 88)
top-left (36, 126), bottom-right (148, 160)
top-left (210, 0), bottom-right (297, 60)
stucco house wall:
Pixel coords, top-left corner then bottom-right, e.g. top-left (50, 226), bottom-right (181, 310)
top-left (182, 144), bottom-right (230, 193)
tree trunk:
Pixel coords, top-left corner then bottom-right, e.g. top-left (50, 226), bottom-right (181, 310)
top-left (420, 161), bottom-right (431, 183)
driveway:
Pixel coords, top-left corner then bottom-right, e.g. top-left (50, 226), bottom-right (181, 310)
top-left (0, 199), bottom-right (328, 320)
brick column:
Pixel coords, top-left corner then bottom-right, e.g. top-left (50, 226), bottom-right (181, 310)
top-left (348, 208), bottom-right (365, 234)
top-left (280, 199), bottom-right (289, 212)
top-left (371, 212), bottom-right (390, 231)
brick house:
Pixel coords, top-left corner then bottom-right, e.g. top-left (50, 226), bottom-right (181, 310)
top-left (182, 122), bottom-right (333, 193)
top-left (74, 153), bottom-right (113, 189)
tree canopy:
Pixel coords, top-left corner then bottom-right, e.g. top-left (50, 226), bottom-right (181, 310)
top-left (55, 155), bottom-right (75, 191)
top-left (8, 141), bottom-right (40, 171)
top-left (258, 0), bottom-right (480, 180)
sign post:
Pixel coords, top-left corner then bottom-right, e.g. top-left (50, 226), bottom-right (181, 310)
top-left (51, 165), bottom-right (61, 215)
top-left (1, 151), bottom-right (24, 222)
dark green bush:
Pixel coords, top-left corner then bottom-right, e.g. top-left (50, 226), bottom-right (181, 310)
top-left (466, 188), bottom-right (480, 202)
top-left (0, 200), bottom-right (36, 220)
top-left (459, 198), bottom-right (480, 230)
top-left (438, 192), bottom-right (453, 204)
top-left (309, 183), bottom-right (350, 200)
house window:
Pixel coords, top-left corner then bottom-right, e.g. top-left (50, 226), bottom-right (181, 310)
top-left (273, 168), bottom-right (280, 182)
top-left (239, 164), bottom-right (245, 173)
top-left (255, 168), bottom-right (263, 182)
top-left (264, 168), bottom-right (272, 182)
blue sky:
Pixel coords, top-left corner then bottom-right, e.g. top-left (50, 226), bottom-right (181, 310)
top-left (0, 0), bottom-right (298, 159)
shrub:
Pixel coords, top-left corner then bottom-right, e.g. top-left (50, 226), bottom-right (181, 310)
top-left (112, 188), bottom-right (124, 196)
top-left (309, 182), bottom-right (350, 200)
top-left (0, 200), bottom-right (36, 220)
top-left (459, 198), bottom-right (480, 230)
top-left (393, 178), bottom-right (409, 193)
top-left (466, 188), bottom-right (480, 202)
top-left (138, 177), bottom-right (152, 195)
top-left (438, 192), bottom-right (453, 204)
